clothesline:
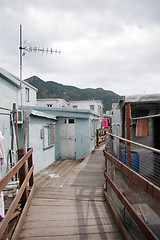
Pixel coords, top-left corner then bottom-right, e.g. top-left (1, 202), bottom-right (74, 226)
top-left (0, 112), bottom-right (11, 116)
top-left (0, 107), bottom-right (11, 111)
top-left (0, 107), bottom-right (11, 116)
top-left (127, 113), bottom-right (160, 120)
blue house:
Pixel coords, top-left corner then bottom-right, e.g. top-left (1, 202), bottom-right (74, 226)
top-left (18, 109), bottom-right (57, 174)
top-left (23, 106), bottom-right (99, 173)
top-left (0, 67), bottom-right (57, 175)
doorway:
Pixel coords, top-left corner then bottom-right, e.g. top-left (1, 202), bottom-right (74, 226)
top-left (59, 118), bottom-right (76, 159)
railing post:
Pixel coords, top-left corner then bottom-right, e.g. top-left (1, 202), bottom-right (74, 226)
top-left (125, 104), bottom-right (131, 168)
top-left (96, 129), bottom-right (99, 147)
top-left (18, 148), bottom-right (28, 208)
top-left (105, 153), bottom-right (108, 192)
top-left (27, 148), bottom-right (34, 187)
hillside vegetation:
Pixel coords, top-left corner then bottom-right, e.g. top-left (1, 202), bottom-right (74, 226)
top-left (25, 76), bottom-right (123, 112)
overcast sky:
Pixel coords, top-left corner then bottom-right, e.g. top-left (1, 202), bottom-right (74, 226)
top-left (0, 0), bottom-right (160, 96)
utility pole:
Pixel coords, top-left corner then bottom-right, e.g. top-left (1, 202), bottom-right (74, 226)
top-left (19, 24), bottom-right (61, 109)
top-left (19, 25), bottom-right (23, 110)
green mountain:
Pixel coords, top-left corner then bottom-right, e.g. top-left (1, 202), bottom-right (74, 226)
top-left (25, 76), bottom-right (124, 112)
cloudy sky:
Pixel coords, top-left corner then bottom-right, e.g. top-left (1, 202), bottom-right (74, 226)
top-left (0, 0), bottom-right (160, 96)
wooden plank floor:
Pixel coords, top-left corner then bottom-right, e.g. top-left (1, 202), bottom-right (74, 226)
top-left (18, 146), bottom-right (123, 240)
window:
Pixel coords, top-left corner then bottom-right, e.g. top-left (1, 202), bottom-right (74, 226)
top-left (47, 104), bottom-right (53, 107)
top-left (25, 88), bottom-right (29, 102)
top-left (73, 105), bottom-right (77, 109)
top-left (69, 119), bottom-right (75, 124)
top-left (60, 119), bottom-right (67, 124)
top-left (90, 105), bottom-right (94, 111)
top-left (43, 124), bottom-right (55, 149)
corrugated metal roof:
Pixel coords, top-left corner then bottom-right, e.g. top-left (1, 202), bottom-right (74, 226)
top-left (125, 93), bottom-right (160, 103)
top-left (30, 110), bottom-right (57, 120)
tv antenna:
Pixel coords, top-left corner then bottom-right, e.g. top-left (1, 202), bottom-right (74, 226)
top-left (19, 24), bottom-right (61, 109)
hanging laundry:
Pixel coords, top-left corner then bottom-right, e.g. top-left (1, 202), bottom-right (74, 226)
top-left (102, 118), bottom-right (109, 128)
top-left (0, 131), bottom-right (5, 166)
top-left (102, 118), bottom-right (106, 127)
top-left (136, 118), bottom-right (150, 136)
top-left (105, 118), bottom-right (108, 128)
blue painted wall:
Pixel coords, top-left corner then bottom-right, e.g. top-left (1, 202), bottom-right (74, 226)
top-left (76, 118), bottom-right (90, 159)
top-left (23, 106), bottom-right (98, 161)
top-left (0, 73), bottom-right (20, 176)
top-left (28, 115), bottom-right (56, 174)
top-left (0, 76), bottom-right (19, 109)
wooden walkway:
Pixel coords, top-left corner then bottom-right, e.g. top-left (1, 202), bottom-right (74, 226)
top-left (18, 146), bottom-right (123, 240)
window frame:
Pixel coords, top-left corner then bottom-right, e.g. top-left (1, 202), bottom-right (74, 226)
top-left (73, 105), bottom-right (78, 109)
top-left (42, 124), bottom-right (55, 150)
top-left (90, 105), bottom-right (95, 111)
top-left (25, 87), bottom-right (29, 102)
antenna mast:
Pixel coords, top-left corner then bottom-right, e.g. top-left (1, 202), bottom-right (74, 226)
top-left (19, 25), bottom-right (23, 110)
top-left (19, 24), bottom-right (61, 109)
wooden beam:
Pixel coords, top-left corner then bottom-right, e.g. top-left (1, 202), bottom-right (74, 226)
top-left (96, 129), bottom-right (99, 146)
top-left (28, 148), bottom-right (34, 187)
top-left (104, 191), bottom-right (129, 240)
top-left (11, 182), bottom-right (36, 240)
top-left (18, 148), bottom-right (28, 208)
top-left (0, 166), bottom-right (34, 239)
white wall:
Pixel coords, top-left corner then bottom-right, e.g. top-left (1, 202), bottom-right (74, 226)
top-left (37, 99), bottom-right (69, 108)
top-left (19, 81), bottom-right (37, 107)
top-left (36, 99), bottom-right (103, 116)
top-left (69, 100), bottom-right (103, 117)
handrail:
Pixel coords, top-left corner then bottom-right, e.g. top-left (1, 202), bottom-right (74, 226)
top-left (0, 148), bottom-right (33, 192)
top-left (105, 151), bottom-right (160, 202)
top-left (104, 150), bottom-right (160, 240)
top-left (96, 128), bottom-right (108, 146)
top-left (107, 133), bottom-right (160, 154)
top-left (0, 148), bottom-right (34, 239)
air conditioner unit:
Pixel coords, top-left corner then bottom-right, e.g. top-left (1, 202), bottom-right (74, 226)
top-left (17, 110), bottom-right (23, 124)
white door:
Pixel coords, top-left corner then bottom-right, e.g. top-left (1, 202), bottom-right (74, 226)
top-left (60, 119), bottom-right (67, 158)
top-left (60, 118), bottom-right (76, 159)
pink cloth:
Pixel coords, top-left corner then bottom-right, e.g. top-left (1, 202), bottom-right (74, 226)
top-left (0, 131), bottom-right (5, 166)
top-left (102, 119), bottom-right (106, 127)
top-left (102, 118), bottom-right (108, 127)
top-left (105, 118), bottom-right (108, 127)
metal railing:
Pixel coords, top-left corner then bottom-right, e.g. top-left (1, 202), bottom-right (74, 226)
top-left (104, 133), bottom-right (160, 240)
top-left (106, 133), bottom-right (160, 186)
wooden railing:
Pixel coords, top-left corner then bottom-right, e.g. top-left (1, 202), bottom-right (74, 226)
top-left (0, 148), bottom-right (35, 239)
top-left (96, 129), bottom-right (108, 146)
top-left (104, 150), bottom-right (160, 240)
